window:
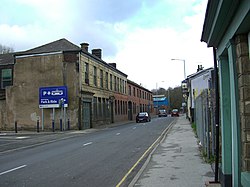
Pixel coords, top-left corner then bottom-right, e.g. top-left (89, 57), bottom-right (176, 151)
top-left (84, 63), bottom-right (89, 84)
top-left (121, 80), bottom-right (124, 93)
top-left (124, 81), bottom-right (127, 94)
top-left (110, 74), bottom-right (113, 90)
top-left (120, 79), bottom-right (122, 93)
top-left (93, 66), bottom-right (97, 86)
top-left (116, 77), bottom-right (119, 91)
top-left (128, 86), bottom-right (131, 96)
top-left (114, 76), bottom-right (117, 91)
top-left (133, 87), bottom-right (135, 97)
top-left (117, 78), bottom-right (120, 92)
top-left (105, 72), bottom-right (108, 89)
top-left (1, 69), bottom-right (12, 88)
top-left (100, 70), bottom-right (103, 88)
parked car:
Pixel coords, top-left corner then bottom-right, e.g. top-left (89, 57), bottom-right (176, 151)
top-left (158, 109), bottom-right (168, 117)
top-left (171, 109), bottom-right (179, 117)
top-left (136, 112), bottom-right (151, 123)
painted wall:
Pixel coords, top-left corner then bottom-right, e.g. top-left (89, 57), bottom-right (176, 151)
top-left (190, 70), bottom-right (212, 108)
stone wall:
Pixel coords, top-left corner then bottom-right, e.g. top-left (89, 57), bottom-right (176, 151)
top-left (236, 34), bottom-right (250, 171)
top-left (0, 99), bottom-right (7, 130)
top-left (5, 52), bottom-right (80, 130)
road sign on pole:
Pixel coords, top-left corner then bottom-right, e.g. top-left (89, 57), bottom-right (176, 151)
top-left (39, 86), bottom-right (68, 108)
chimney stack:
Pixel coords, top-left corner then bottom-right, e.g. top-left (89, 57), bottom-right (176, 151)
top-left (80, 43), bottom-right (89, 52)
top-left (197, 65), bottom-right (203, 72)
top-left (109, 63), bottom-right (117, 68)
top-left (92, 49), bottom-right (102, 59)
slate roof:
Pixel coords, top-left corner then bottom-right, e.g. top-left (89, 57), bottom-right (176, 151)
top-left (0, 38), bottom-right (81, 64)
top-left (0, 53), bottom-right (15, 65)
top-left (22, 38), bottom-right (81, 55)
top-left (127, 79), bottom-right (151, 93)
top-left (0, 38), bottom-right (128, 77)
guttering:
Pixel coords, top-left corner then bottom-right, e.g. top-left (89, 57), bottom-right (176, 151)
top-left (201, 0), bottom-right (240, 48)
top-left (15, 51), bottom-right (63, 59)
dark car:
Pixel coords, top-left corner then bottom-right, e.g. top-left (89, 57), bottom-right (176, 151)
top-left (158, 109), bottom-right (168, 117)
top-left (136, 112), bottom-right (151, 123)
top-left (171, 109), bottom-right (179, 117)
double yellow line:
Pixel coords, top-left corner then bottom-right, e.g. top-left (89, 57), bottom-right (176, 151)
top-left (116, 120), bottom-right (175, 187)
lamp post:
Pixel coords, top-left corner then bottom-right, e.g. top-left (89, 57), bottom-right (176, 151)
top-left (171, 58), bottom-right (186, 114)
top-left (171, 58), bottom-right (186, 79)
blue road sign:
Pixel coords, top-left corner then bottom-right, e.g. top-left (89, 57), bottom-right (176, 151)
top-left (39, 86), bottom-right (68, 108)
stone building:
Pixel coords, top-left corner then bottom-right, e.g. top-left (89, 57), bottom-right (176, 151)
top-left (201, 0), bottom-right (250, 186)
top-left (0, 53), bottom-right (14, 129)
top-left (0, 38), bottom-right (153, 131)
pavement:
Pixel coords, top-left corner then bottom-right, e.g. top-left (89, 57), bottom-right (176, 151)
top-left (129, 115), bottom-right (216, 187)
top-left (1, 115), bottom-right (218, 186)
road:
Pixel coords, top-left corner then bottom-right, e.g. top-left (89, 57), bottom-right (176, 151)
top-left (0, 117), bottom-right (175, 187)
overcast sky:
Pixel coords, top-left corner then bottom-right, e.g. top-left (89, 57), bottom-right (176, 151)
top-left (0, 0), bottom-right (213, 90)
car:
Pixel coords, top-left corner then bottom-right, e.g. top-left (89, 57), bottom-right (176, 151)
top-left (171, 109), bottom-right (179, 117)
top-left (158, 109), bottom-right (168, 117)
top-left (136, 112), bottom-right (151, 123)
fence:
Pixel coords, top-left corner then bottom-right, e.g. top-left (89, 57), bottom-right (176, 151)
top-left (194, 89), bottom-right (216, 160)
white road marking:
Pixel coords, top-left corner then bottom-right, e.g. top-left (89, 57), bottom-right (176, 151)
top-left (16, 136), bottom-right (30, 139)
top-left (0, 165), bottom-right (27, 176)
top-left (116, 133), bottom-right (121, 136)
top-left (133, 127), bottom-right (136, 129)
top-left (83, 142), bottom-right (93, 147)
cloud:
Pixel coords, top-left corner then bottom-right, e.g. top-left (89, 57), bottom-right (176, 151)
top-left (0, 0), bottom-right (213, 90)
top-left (105, 0), bottom-right (213, 90)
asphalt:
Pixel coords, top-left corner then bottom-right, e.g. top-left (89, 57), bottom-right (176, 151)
top-left (129, 115), bottom-right (216, 187)
top-left (0, 115), bottom-right (217, 186)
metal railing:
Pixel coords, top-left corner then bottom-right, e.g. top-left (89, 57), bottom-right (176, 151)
top-left (194, 89), bottom-right (216, 160)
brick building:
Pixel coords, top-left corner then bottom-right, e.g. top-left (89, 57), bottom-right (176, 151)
top-left (127, 80), bottom-right (153, 121)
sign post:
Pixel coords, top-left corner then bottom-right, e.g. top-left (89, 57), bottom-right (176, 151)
top-left (39, 86), bottom-right (68, 108)
top-left (39, 86), bottom-right (68, 131)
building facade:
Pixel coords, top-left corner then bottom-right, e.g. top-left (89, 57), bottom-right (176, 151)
top-left (127, 80), bottom-right (153, 121)
top-left (79, 43), bottom-right (129, 128)
top-left (186, 67), bottom-right (213, 122)
top-left (0, 38), bottom-right (152, 131)
top-left (0, 53), bottom-right (14, 129)
top-left (201, 1), bottom-right (250, 186)
top-left (153, 95), bottom-right (169, 113)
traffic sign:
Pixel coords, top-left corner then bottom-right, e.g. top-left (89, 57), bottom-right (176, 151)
top-left (39, 86), bottom-right (68, 108)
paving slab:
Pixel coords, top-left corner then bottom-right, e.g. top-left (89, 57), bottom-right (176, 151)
top-left (132, 116), bottom-right (214, 187)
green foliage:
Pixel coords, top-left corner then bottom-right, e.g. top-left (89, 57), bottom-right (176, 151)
top-left (202, 150), bottom-right (215, 164)
top-left (152, 86), bottom-right (182, 111)
top-left (191, 122), bottom-right (197, 135)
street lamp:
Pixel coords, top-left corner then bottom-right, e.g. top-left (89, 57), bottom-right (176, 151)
top-left (171, 58), bottom-right (186, 114)
top-left (171, 58), bottom-right (186, 79)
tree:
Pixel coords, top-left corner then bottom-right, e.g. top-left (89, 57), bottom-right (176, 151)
top-left (169, 86), bottom-right (182, 110)
top-left (152, 86), bottom-right (182, 111)
top-left (0, 44), bottom-right (14, 54)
